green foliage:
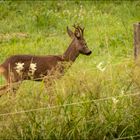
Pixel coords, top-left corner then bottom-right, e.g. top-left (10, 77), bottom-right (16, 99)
top-left (0, 1), bottom-right (140, 139)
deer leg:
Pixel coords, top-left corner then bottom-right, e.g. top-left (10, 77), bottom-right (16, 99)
top-left (0, 81), bottom-right (22, 97)
top-left (43, 75), bottom-right (56, 105)
top-left (0, 84), bottom-right (10, 96)
top-left (0, 70), bottom-right (22, 97)
top-left (6, 71), bottom-right (23, 94)
top-left (43, 68), bottom-right (62, 88)
top-left (9, 81), bottom-right (22, 93)
top-left (43, 68), bottom-right (64, 104)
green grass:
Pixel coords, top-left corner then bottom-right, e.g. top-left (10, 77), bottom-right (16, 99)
top-left (0, 1), bottom-right (140, 139)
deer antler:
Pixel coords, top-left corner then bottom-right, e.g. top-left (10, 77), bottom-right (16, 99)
top-left (77, 25), bottom-right (84, 35)
top-left (73, 24), bottom-right (84, 37)
top-left (73, 24), bottom-right (80, 38)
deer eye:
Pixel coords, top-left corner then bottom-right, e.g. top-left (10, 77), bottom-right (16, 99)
top-left (84, 42), bottom-right (87, 46)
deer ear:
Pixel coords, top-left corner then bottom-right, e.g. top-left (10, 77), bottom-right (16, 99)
top-left (67, 26), bottom-right (74, 38)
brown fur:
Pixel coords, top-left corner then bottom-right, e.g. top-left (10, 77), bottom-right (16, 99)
top-left (0, 26), bottom-right (92, 95)
top-left (0, 66), bottom-right (5, 74)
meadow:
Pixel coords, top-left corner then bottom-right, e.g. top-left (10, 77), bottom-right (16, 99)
top-left (0, 1), bottom-right (140, 139)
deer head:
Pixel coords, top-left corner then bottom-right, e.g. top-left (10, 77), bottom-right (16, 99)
top-left (67, 25), bottom-right (92, 55)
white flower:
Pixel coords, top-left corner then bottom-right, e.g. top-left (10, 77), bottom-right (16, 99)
top-left (96, 62), bottom-right (106, 72)
top-left (15, 62), bottom-right (24, 74)
top-left (30, 63), bottom-right (37, 71)
top-left (29, 63), bottom-right (37, 75)
top-left (121, 89), bottom-right (124, 96)
top-left (112, 97), bottom-right (119, 104)
top-left (112, 97), bottom-right (119, 112)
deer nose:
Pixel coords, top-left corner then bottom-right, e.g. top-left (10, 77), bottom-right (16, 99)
top-left (87, 50), bottom-right (92, 55)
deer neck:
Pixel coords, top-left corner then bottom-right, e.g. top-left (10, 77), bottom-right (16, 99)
top-left (63, 43), bottom-right (79, 62)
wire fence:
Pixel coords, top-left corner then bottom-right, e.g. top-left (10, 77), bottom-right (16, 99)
top-left (0, 92), bottom-right (140, 117)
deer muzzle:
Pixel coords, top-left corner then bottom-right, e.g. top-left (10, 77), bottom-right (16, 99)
top-left (86, 50), bottom-right (92, 55)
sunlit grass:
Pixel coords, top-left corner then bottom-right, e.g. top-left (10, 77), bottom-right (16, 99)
top-left (0, 1), bottom-right (140, 139)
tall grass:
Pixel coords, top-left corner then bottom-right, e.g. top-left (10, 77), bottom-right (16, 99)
top-left (0, 1), bottom-right (140, 139)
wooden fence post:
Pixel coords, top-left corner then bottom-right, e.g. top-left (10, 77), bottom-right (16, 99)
top-left (134, 22), bottom-right (140, 59)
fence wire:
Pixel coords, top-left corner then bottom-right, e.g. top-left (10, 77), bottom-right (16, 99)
top-left (0, 92), bottom-right (140, 117)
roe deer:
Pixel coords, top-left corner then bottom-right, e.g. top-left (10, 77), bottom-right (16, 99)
top-left (0, 25), bottom-right (92, 95)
